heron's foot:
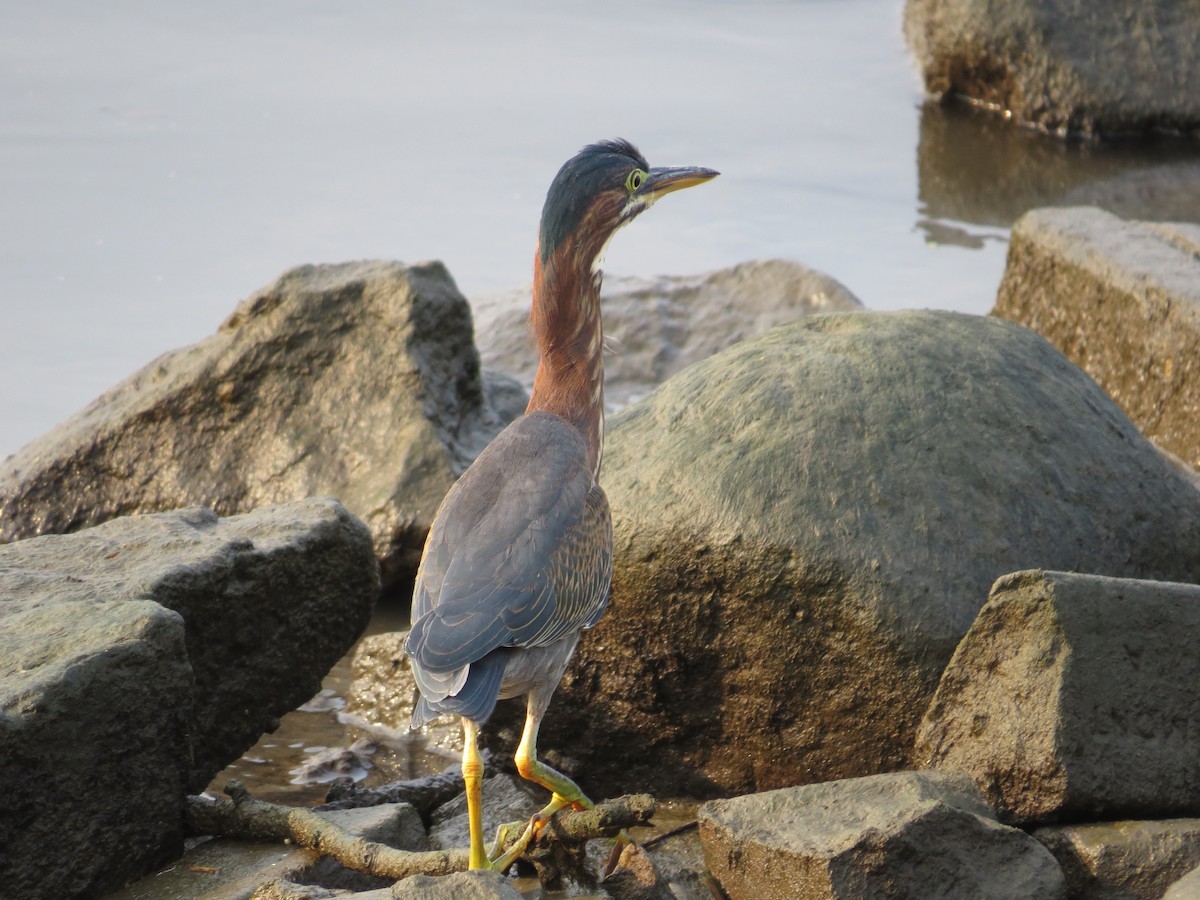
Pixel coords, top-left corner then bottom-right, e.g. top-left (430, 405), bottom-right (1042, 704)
top-left (489, 791), bottom-right (585, 872)
top-left (468, 843), bottom-right (494, 871)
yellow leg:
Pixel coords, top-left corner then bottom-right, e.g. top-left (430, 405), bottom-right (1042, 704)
top-left (512, 704), bottom-right (637, 878)
top-left (492, 703), bottom-right (614, 872)
top-left (514, 711), bottom-right (593, 810)
top-left (462, 718), bottom-right (491, 871)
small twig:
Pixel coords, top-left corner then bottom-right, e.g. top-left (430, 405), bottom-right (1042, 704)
top-left (186, 781), bottom-right (467, 880)
top-left (641, 819), bottom-right (698, 850)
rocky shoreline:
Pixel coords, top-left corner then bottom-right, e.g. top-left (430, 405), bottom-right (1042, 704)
top-left (4, 204), bottom-right (1200, 897)
top-left (5, 0), bottom-right (1200, 893)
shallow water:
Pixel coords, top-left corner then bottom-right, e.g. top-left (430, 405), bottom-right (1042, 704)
top-left (4, 1), bottom-right (1198, 461)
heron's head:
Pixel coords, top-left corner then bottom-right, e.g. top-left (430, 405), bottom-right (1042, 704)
top-left (538, 138), bottom-right (718, 270)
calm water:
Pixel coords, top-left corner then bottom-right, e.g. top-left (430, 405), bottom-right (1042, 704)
top-left (5, 1), bottom-right (1198, 461)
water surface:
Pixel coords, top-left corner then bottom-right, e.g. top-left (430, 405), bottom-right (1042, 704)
top-left (6, 1), bottom-right (1197, 460)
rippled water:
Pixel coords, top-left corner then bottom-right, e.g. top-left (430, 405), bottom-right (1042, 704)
top-left (5, 1), bottom-right (1198, 462)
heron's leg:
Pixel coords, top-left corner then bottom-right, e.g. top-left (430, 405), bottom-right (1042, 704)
top-left (462, 717), bottom-right (491, 871)
top-left (491, 698), bottom-right (613, 872)
top-left (513, 703), bottom-right (592, 809)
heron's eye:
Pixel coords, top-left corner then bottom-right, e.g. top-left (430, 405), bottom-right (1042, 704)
top-left (626, 169), bottom-right (646, 192)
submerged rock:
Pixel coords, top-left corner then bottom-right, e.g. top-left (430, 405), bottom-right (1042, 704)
top-left (0, 498), bottom-right (378, 899)
top-left (471, 259), bottom-right (862, 410)
top-left (993, 206), bottom-right (1200, 472)
top-left (904, 0), bottom-right (1200, 138)
top-left (917, 570), bottom-right (1200, 824)
top-left (698, 771), bottom-right (1065, 900)
top-left (0, 260), bottom-right (526, 591)
top-left (533, 311), bottom-right (1200, 797)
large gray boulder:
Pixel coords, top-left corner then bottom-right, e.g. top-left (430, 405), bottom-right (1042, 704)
top-left (0, 498), bottom-right (377, 898)
top-left (471, 259), bottom-right (862, 410)
top-left (917, 570), bottom-right (1200, 824)
top-left (0, 599), bottom-right (190, 899)
top-left (1035, 819), bottom-right (1200, 900)
top-left (698, 771), bottom-right (1065, 900)
top-left (904, 0), bottom-right (1200, 138)
top-left (993, 207), bottom-right (1200, 472)
top-left (0, 260), bottom-right (526, 590)
top-left (529, 311), bottom-right (1200, 798)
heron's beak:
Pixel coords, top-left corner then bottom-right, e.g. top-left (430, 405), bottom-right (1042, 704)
top-left (640, 165), bottom-right (720, 199)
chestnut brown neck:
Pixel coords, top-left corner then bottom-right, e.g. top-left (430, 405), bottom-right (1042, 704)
top-left (526, 242), bottom-right (606, 476)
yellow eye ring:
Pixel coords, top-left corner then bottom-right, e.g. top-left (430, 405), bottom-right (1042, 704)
top-left (626, 169), bottom-right (646, 192)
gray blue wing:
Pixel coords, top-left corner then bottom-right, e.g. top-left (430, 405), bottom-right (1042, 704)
top-left (406, 411), bottom-right (611, 692)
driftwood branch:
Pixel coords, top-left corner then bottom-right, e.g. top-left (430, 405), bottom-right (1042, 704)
top-left (185, 780), bottom-right (656, 888)
top-left (497, 793), bottom-right (657, 890)
top-left (186, 781), bottom-right (467, 880)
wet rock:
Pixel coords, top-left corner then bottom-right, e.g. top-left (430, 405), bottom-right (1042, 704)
top-left (471, 259), bottom-right (862, 410)
top-left (290, 738), bottom-right (379, 786)
top-left (904, 0), bottom-right (1200, 138)
top-left (601, 843), bottom-right (675, 900)
top-left (698, 771), bottom-right (1065, 900)
top-left (917, 570), bottom-right (1200, 824)
top-left (321, 762), bottom-right (466, 820)
top-left (993, 206), bottom-right (1200, 472)
top-left (0, 599), bottom-right (190, 899)
top-left (1035, 819), bottom-right (1200, 900)
top-left (107, 802), bottom-right (427, 900)
top-left (427, 773), bottom-right (540, 853)
top-left (0, 499), bottom-right (377, 899)
top-left (0, 260), bottom-right (527, 591)
top-left (536, 311), bottom-right (1200, 798)
top-left (343, 630), bottom-right (462, 753)
top-left (389, 870), bottom-right (524, 899)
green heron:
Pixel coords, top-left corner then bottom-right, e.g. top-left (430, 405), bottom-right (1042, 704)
top-left (405, 139), bottom-right (717, 872)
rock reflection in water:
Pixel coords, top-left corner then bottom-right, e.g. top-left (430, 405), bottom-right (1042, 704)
top-left (916, 100), bottom-right (1200, 231)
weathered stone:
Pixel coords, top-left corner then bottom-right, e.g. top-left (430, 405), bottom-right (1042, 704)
top-left (343, 630), bottom-right (461, 753)
top-left (531, 311), bottom-right (1200, 798)
top-left (0, 260), bottom-right (527, 590)
top-left (107, 802), bottom-right (426, 900)
top-left (389, 870), bottom-right (524, 899)
top-left (917, 570), bottom-right (1200, 824)
top-left (0, 600), bottom-right (191, 899)
top-left (427, 773), bottom-right (540, 853)
top-left (904, 0), bottom-right (1200, 138)
top-left (471, 259), bottom-right (862, 410)
top-left (1166, 865), bottom-right (1200, 900)
top-left (0, 499), bottom-right (377, 792)
top-left (993, 206), bottom-right (1200, 471)
top-left (698, 771), bottom-right (1065, 900)
top-left (1036, 819), bottom-right (1200, 900)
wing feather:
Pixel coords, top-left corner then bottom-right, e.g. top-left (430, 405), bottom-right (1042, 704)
top-left (406, 412), bottom-right (612, 685)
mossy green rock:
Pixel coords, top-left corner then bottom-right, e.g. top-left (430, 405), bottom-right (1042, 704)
top-left (538, 310), bottom-right (1200, 797)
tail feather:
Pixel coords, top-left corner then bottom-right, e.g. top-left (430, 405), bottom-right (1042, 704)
top-left (409, 648), bottom-right (509, 728)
